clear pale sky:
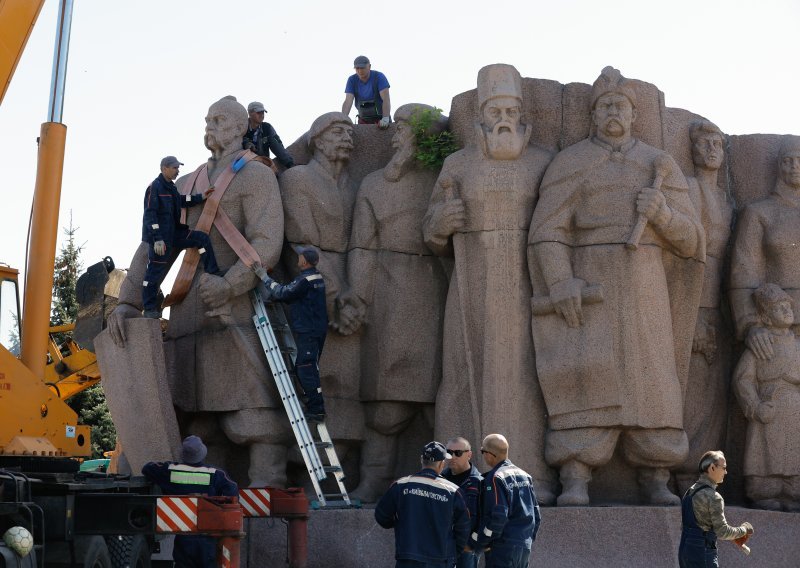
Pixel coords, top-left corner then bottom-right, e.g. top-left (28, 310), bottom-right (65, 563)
top-left (2, 0), bottom-right (799, 309)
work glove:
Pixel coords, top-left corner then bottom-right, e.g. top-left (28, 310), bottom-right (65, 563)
top-left (154, 240), bottom-right (166, 256)
top-left (252, 262), bottom-right (271, 283)
top-left (379, 116), bottom-right (391, 129)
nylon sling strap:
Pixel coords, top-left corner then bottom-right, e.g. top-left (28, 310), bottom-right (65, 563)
top-left (163, 150), bottom-right (261, 308)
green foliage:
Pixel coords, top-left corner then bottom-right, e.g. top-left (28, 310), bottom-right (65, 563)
top-left (7, 314), bottom-right (20, 356)
top-left (51, 214), bottom-right (83, 344)
top-left (408, 106), bottom-right (459, 169)
top-left (67, 384), bottom-right (117, 458)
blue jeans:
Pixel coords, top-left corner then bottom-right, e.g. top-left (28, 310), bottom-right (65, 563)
top-left (484, 545), bottom-right (530, 568)
top-left (456, 550), bottom-right (478, 568)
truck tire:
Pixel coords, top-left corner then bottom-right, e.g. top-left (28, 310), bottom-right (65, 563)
top-left (105, 535), bottom-right (151, 568)
top-left (82, 536), bottom-right (112, 568)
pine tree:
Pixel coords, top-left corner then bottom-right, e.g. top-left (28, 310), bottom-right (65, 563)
top-left (51, 214), bottom-right (117, 458)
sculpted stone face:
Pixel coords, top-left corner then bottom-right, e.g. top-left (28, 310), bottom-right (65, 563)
top-left (384, 120), bottom-right (417, 182)
top-left (481, 95), bottom-right (526, 160)
top-left (779, 149), bottom-right (800, 188)
top-left (315, 122), bottom-right (355, 163)
top-left (765, 300), bottom-right (794, 329)
top-left (204, 104), bottom-right (242, 153)
top-left (692, 133), bottom-right (724, 171)
top-left (391, 120), bottom-right (415, 152)
top-left (592, 93), bottom-right (636, 139)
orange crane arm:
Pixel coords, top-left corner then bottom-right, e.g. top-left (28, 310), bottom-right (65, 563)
top-left (0, 0), bottom-right (46, 105)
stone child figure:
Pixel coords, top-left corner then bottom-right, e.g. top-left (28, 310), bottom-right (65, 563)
top-left (528, 66), bottom-right (706, 506)
top-left (343, 104), bottom-right (450, 501)
top-left (109, 96), bottom-right (289, 487)
top-left (423, 64), bottom-right (556, 503)
top-left (141, 155), bottom-right (218, 318)
top-left (677, 120), bottom-right (735, 492)
top-left (733, 283), bottom-right (800, 511)
top-left (731, 135), bottom-right (800, 360)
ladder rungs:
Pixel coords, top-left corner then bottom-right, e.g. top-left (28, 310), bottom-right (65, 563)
top-left (324, 466), bottom-right (342, 473)
top-left (315, 441), bottom-right (333, 449)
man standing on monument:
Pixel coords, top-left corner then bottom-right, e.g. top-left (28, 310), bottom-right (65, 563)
top-left (528, 67), bottom-right (705, 506)
top-left (108, 96), bottom-right (290, 487)
top-left (423, 64), bottom-right (556, 503)
top-left (343, 103), bottom-right (449, 502)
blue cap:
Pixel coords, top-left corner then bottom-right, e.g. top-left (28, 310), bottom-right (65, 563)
top-left (180, 435), bottom-right (208, 464)
top-left (422, 441), bottom-right (451, 462)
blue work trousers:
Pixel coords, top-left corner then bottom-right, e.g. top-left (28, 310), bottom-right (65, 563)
top-left (483, 545), bottom-right (530, 568)
top-left (173, 535), bottom-right (216, 568)
top-left (456, 550), bottom-right (478, 568)
top-left (295, 334), bottom-right (326, 414)
top-left (143, 229), bottom-right (218, 311)
top-left (396, 560), bottom-right (450, 568)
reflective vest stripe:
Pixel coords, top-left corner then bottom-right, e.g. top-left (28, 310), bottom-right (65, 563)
top-left (239, 488), bottom-right (271, 517)
top-left (169, 470), bottom-right (212, 485)
top-left (156, 497), bottom-right (198, 533)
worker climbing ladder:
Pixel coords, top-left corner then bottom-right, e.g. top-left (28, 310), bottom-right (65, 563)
top-left (249, 284), bottom-right (352, 508)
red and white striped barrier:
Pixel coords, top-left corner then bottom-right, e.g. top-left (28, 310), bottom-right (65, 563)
top-left (239, 488), bottom-right (271, 517)
top-left (156, 496), bottom-right (198, 533)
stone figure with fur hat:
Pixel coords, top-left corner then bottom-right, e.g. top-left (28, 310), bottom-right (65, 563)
top-left (142, 435), bottom-right (238, 567)
top-left (423, 63), bottom-right (556, 504)
top-left (528, 66), bottom-right (705, 506)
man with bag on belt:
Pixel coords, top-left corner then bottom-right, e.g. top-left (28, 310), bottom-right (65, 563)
top-left (679, 450), bottom-right (753, 567)
top-left (242, 101), bottom-right (295, 170)
top-left (253, 246), bottom-right (328, 422)
top-left (342, 55), bottom-right (391, 128)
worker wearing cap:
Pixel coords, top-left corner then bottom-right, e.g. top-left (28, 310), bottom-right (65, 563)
top-left (376, 441), bottom-right (471, 567)
top-left (142, 435), bottom-right (238, 567)
top-left (470, 434), bottom-right (541, 568)
top-left (242, 101), bottom-right (295, 169)
top-left (141, 156), bottom-right (218, 318)
top-left (253, 247), bottom-right (328, 421)
top-left (342, 55), bottom-right (391, 128)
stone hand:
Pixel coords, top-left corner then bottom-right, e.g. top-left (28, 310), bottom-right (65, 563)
top-left (636, 187), bottom-right (670, 225)
top-left (549, 277), bottom-right (585, 328)
top-left (107, 304), bottom-right (142, 347)
top-left (746, 326), bottom-right (774, 360)
top-left (692, 315), bottom-right (717, 364)
top-left (334, 297), bottom-right (365, 336)
top-left (153, 240), bottom-right (167, 256)
top-left (755, 401), bottom-right (776, 424)
top-left (199, 273), bottom-right (233, 313)
top-left (433, 199), bottom-right (466, 238)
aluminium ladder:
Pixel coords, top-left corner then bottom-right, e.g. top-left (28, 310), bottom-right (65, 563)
top-left (249, 284), bottom-right (351, 508)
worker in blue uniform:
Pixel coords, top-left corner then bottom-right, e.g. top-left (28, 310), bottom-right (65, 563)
top-left (253, 246), bottom-right (328, 421)
top-left (142, 436), bottom-right (238, 568)
top-left (243, 101), bottom-right (295, 169)
top-left (443, 437), bottom-right (483, 568)
top-left (470, 434), bottom-right (541, 568)
top-left (376, 441), bottom-right (471, 568)
top-left (141, 155), bottom-right (218, 318)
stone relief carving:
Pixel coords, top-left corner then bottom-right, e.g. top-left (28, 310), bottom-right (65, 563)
top-left (733, 283), bottom-right (800, 511)
top-left (96, 68), bottom-right (800, 510)
top-left (342, 104), bottom-right (450, 501)
top-left (528, 67), bottom-right (706, 506)
top-left (105, 96), bottom-right (291, 486)
top-left (676, 120), bottom-right (735, 493)
top-left (423, 64), bottom-right (556, 503)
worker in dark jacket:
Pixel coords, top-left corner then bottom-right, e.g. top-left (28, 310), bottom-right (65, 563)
top-left (243, 101), bottom-right (295, 169)
top-left (253, 246), bottom-right (327, 420)
top-left (141, 155), bottom-right (217, 318)
top-left (470, 434), bottom-right (541, 568)
top-left (142, 436), bottom-right (238, 568)
top-left (443, 437), bottom-right (483, 568)
top-left (376, 441), bottom-right (471, 568)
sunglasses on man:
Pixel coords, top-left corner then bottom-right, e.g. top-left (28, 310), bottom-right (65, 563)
top-left (446, 449), bottom-right (469, 457)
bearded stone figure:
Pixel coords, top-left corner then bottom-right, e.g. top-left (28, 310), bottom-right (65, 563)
top-left (423, 64), bottom-right (557, 503)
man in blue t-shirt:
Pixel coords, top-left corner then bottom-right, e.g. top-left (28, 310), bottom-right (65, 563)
top-left (342, 55), bottom-right (391, 128)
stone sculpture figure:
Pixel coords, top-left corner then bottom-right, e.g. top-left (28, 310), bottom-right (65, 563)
top-left (528, 67), bottom-right (706, 506)
top-left (731, 136), bottom-right (800, 360)
top-left (342, 104), bottom-right (449, 501)
top-left (733, 283), bottom-right (800, 511)
top-left (423, 64), bottom-right (556, 503)
top-left (108, 96), bottom-right (289, 486)
top-left (676, 120), bottom-right (735, 492)
top-left (278, 112), bottom-right (364, 440)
